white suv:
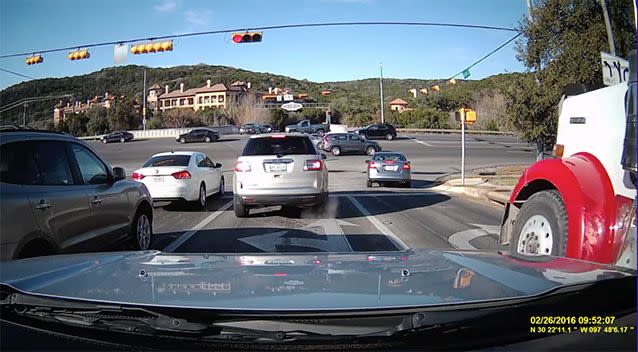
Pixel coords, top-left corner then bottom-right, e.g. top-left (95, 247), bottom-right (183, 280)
top-left (233, 134), bottom-right (329, 217)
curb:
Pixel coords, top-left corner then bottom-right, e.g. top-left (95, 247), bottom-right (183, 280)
top-left (432, 180), bottom-right (512, 207)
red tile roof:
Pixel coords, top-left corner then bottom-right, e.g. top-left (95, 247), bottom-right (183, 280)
top-left (389, 98), bottom-right (408, 105)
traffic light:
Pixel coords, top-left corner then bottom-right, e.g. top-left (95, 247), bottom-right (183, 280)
top-left (448, 78), bottom-right (457, 85)
top-left (232, 32), bottom-right (263, 43)
top-left (25, 55), bottom-right (43, 65)
top-left (419, 88), bottom-right (428, 95)
top-left (432, 85), bottom-right (440, 92)
top-left (455, 108), bottom-right (477, 125)
top-left (68, 49), bottom-right (90, 61)
top-left (130, 41), bottom-right (173, 54)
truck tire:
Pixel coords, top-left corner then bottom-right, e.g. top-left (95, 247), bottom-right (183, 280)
top-left (509, 190), bottom-right (567, 257)
top-left (234, 196), bottom-right (248, 218)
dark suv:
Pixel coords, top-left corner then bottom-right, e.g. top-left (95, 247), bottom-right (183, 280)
top-left (0, 129), bottom-right (154, 261)
top-left (321, 133), bottom-right (381, 156)
top-left (355, 124), bottom-right (398, 140)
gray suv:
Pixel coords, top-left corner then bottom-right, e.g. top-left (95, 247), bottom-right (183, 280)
top-left (322, 133), bottom-right (381, 156)
top-left (0, 129), bottom-right (154, 261)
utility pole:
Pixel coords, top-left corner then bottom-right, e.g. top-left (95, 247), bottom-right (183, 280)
top-left (22, 103), bottom-right (27, 126)
top-left (379, 63), bottom-right (385, 124)
top-left (461, 109), bottom-right (466, 186)
top-left (599, 0), bottom-right (616, 55)
top-left (142, 69), bottom-right (147, 130)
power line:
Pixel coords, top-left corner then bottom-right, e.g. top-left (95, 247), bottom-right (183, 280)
top-left (448, 32), bottom-right (523, 80)
top-left (0, 67), bottom-right (36, 80)
top-left (0, 21), bottom-right (519, 59)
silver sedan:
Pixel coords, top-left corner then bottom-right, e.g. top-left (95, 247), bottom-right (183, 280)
top-left (366, 152), bottom-right (411, 187)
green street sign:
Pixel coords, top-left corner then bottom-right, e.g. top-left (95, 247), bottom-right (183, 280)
top-left (462, 69), bottom-right (471, 79)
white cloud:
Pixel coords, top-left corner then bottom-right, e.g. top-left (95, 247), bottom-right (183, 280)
top-left (184, 10), bottom-right (212, 27)
top-left (154, 0), bottom-right (178, 13)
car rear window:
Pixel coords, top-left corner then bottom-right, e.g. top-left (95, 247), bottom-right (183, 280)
top-left (373, 154), bottom-right (406, 162)
top-left (242, 136), bottom-right (315, 156)
top-left (143, 155), bottom-right (191, 167)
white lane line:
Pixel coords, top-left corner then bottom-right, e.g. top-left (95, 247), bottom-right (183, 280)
top-left (163, 200), bottom-right (233, 252)
top-left (346, 196), bottom-right (410, 250)
top-left (413, 139), bottom-right (434, 147)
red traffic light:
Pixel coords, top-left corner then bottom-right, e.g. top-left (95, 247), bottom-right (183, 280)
top-left (232, 32), bottom-right (263, 44)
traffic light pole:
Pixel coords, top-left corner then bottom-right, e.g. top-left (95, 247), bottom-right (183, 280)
top-left (461, 110), bottom-right (466, 186)
top-left (142, 69), bottom-right (147, 130)
top-left (379, 63), bottom-right (385, 124)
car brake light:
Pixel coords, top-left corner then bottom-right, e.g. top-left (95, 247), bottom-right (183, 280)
top-left (131, 172), bottom-right (144, 180)
top-left (402, 163), bottom-right (411, 170)
top-left (234, 160), bottom-right (251, 172)
top-left (553, 144), bottom-right (564, 158)
top-left (383, 160), bottom-right (396, 164)
top-left (171, 170), bottom-right (191, 179)
top-left (271, 135), bottom-right (286, 139)
top-left (368, 162), bottom-right (378, 169)
top-left (304, 159), bottom-right (323, 171)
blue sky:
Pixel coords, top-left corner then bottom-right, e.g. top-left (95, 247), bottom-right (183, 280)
top-left (0, 0), bottom-right (528, 90)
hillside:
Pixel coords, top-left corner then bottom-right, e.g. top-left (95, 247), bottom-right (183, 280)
top-left (0, 64), bottom-right (526, 129)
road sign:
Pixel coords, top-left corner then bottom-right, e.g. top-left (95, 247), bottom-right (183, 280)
top-left (281, 102), bottom-right (303, 111)
top-left (283, 94), bottom-right (294, 101)
top-left (601, 52), bottom-right (629, 86)
top-left (114, 44), bottom-right (127, 65)
top-left (462, 69), bottom-right (471, 79)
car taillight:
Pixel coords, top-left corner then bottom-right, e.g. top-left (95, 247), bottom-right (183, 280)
top-left (171, 170), bottom-right (191, 179)
top-left (304, 159), bottom-right (323, 171)
top-left (368, 162), bottom-right (378, 169)
top-left (402, 163), bottom-right (411, 170)
top-left (553, 144), bottom-right (565, 158)
top-left (131, 172), bottom-right (144, 180)
top-left (234, 160), bottom-right (251, 172)
top-left (271, 134), bottom-right (286, 139)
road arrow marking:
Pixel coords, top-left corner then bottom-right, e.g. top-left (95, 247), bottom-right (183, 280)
top-left (303, 219), bottom-right (357, 252)
top-left (448, 223), bottom-right (500, 250)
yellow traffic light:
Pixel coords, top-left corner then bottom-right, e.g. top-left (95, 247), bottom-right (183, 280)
top-left (455, 108), bottom-right (477, 125)
top-left (432, 85), bottom-right (440, 92)
top-left (419, 88), bottom-right (428, 95)
top-left (68, 50), bottom-right (90, 61)
top-left (130, 41), bottom-right (173, 54)
top-left (25, 55), bottom-right (43, 65)
top-left (449, 78), bottom-right (457, 85)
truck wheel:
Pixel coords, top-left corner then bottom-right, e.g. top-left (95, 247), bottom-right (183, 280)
top-left (317, 129), bottom-right (325, 136)
top-left (234, 196), bottom-right (248, 218)
top-left (509, 190), bottom-right (567, 256)
top-left (331, 147), bottom-right (341, 156)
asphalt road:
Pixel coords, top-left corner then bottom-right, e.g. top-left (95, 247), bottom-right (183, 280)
top-left (88, 133), bottom-right (536, 255)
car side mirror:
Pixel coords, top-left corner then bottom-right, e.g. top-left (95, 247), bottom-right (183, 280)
top-left (113, 167), bottom-right (126, 181)
top-left (321, 154), bottom-right (327, 160)
top-left (214, 163), bottom-right (222, 168)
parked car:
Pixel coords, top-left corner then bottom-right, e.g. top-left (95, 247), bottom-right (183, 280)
top-left (176, 128), bottom-right (219, 143)
top-left (284, 119), bottom-right (329, 135)
top-left (239, 123), bottom-right (259, 134)
top-left (259, 124), bottom-right (274, 133)
top-left (322, 133), bottom-right (381, 156)
top-left (355, 124), bottom-right (398, 140)
top-left (233, 134), bottom-right (329, 217)
top-left (132, 151), bottom-right (224, 208)
top-left (366, 152), bottom-right (411, 187)
top-left (0, 129), bottom-right (154, 261)
top-left (101, 131), bottom-right (134, 144)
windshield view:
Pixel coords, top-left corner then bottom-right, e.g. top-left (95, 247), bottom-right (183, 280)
top-left (0, 0), bottom-right (636, 350)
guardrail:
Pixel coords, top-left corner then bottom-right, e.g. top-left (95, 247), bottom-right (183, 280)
top-left (78, 125), bottom-right (239, 141)
top-left (396, 128), bottom-right (516, 136)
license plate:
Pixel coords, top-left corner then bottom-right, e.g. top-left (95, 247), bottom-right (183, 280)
top-left (384, 165), bottom-right (399, 171)
top-left (267, 163), bottom-right (287, 172)
top-left (153, 177), bottom-right (164, 182)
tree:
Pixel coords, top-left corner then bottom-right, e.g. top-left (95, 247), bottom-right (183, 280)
top-left (163, 109), bottom-right (197, 128)
top-left (107, 97), bottom-right (139, 131)
top-left (508, 0), bottom-right (636, 159)
top-left (270, 109), bottom-right (290, 131)
top-left (146, 113), bottom-right (165, 129)
top-left (85, 105), bottom-right (110, 135)
top-left (65, 112), bottom-right (89, 136)
top-left (225, 94), bottom-right (271, 126)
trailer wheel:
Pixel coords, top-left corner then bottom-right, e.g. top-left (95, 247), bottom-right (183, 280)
top-left (510, 190), bottom-right (568, 256)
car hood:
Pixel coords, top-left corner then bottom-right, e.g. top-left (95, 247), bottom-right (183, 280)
top-left (0, 250), bottom-right (633, 311)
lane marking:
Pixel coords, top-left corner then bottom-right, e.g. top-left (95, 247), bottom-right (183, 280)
top-left (163, 200), bottom-right (233, 252)
top-left (447, 224), bottom-right (500, 250)
top-left (346, 196), bottom-right (410, 250)
top-left (413, 139), bottom-right (434, 147)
